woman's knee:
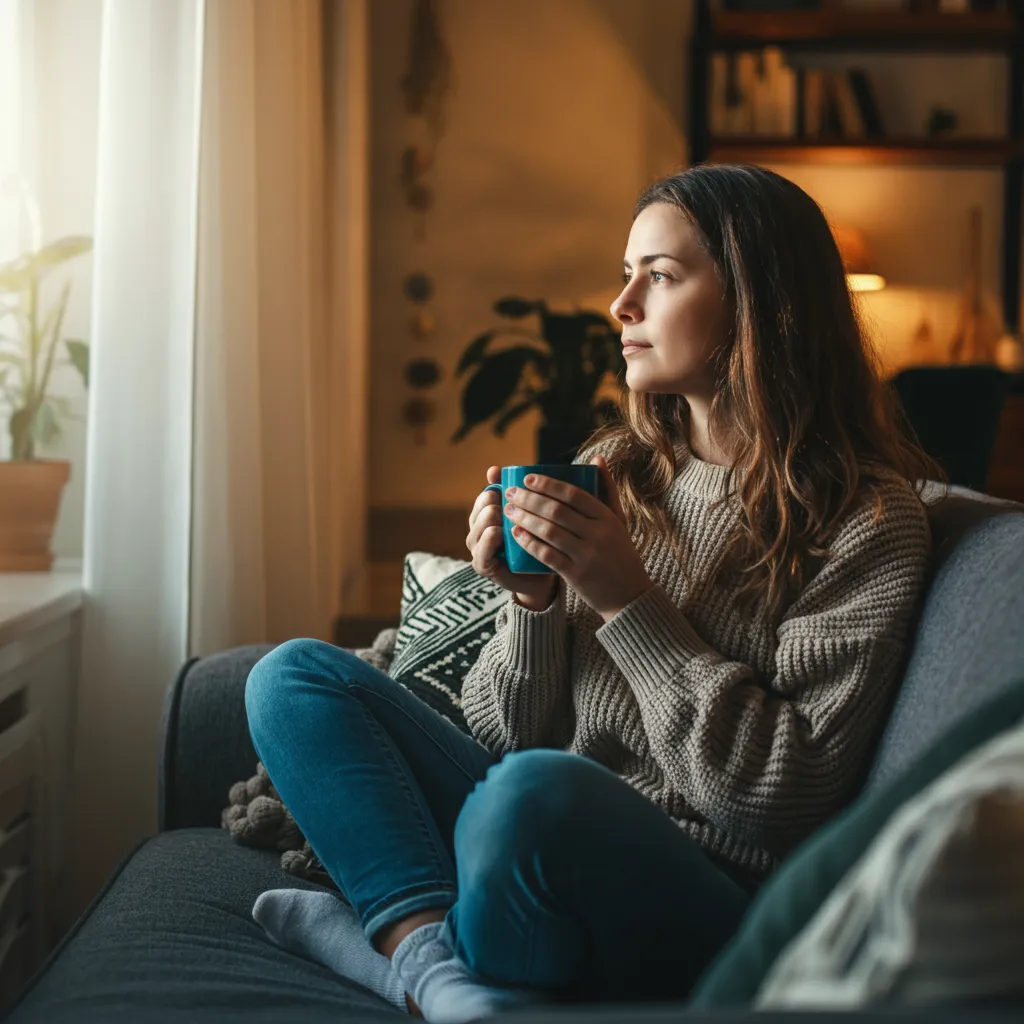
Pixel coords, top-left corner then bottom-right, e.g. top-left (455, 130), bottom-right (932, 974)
top-left (244, 638), bottom-right (353, 744)
top-left (454, 750), bottom-right (602, 885)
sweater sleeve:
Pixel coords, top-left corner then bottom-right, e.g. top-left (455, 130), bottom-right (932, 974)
top-left (461, 588), bottom-right (574, 756)
top-left (594, 480), bottom-right (931, 857)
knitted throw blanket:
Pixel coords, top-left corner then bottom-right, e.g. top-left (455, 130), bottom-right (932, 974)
top-left (220, 627), bottom-right (398, 887)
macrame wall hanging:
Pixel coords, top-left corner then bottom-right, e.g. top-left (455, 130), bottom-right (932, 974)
top-left (398, 0), bottom-right (453, 445)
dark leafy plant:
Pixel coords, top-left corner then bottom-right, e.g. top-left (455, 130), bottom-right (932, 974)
top-left (451, 297), bottom-right (624, 443)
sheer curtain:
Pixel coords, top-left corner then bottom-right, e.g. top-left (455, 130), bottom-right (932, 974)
top-left (190, 0), bottom-right (370, 656)
top-left (0, 0), bottom-right (26, 271)
top-left (69, 0), bottom-right (369, 919)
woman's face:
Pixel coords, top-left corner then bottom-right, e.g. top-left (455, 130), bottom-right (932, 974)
top-left (609, 202), bottom-right (728, 398)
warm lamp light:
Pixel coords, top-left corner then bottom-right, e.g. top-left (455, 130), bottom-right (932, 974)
top-left (832, 224), bottom-right (886, 292)
top-left (846, 273), bottom-right (886, 292)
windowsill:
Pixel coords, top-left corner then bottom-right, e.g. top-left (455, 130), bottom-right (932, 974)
top-left (0, 570), bottom-right (84, 647)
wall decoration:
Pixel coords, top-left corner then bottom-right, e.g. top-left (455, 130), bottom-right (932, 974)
top-left (397, 0), bottom-right (453, 445)
top-left (402, 396), bottom-right (437, 446)
top-left (403, 272), bottom-right (434, 304)
top-left (410, 310), bottom-right (436, 340)
top-left (404, 357), bottom-right (442, 389)
top-left (400, 0), bottom-right (452, 136)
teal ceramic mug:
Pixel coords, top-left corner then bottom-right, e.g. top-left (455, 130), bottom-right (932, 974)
top-left (484, 463), bottom-right (606, 574)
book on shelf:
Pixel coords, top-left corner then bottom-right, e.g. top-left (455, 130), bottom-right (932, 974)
top-left (798, 68), bottom-right (885, 142)
top-left (830, 72), bottom-right (867, 138)
top-left (800, 69), bottom-right (825, 138)
top-left (709, 48), bottom-right (799, 139)
top-left (847, 69), bottom-right (885, 138)
top-left (709, 51), bottom-right (888, 145)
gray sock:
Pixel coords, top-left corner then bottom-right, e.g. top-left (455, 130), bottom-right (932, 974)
top-left (253, 889), bottom-right (407, 1012)
top-left (391, 921), bottom-right (541, 1023)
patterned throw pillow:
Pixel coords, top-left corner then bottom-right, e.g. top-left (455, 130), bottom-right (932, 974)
top-left (389, 552), bottom-right (506, 733)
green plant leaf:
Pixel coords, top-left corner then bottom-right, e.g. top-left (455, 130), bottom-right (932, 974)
top-left (455, 331), bottom-right (494, 376)
top-left (32, 400), bottom-right (61, 448)
top-left (451, 347), bottom-right (538, 442)
top-left (493, 397), bottom-right (537, 436)
top-left (44, 394), bottom-right (75, 416)
top-left (0, 235), bottom-right (92, 293)
top-left (0, 256), bottom-right (33, 293)
top-left (494, 297), bottom-right (541, 319)
top-left (36, 281), bottom-right (71, 403)
top-left (32, 235), bottom-right (93, 269)
top-left (65, 339), bottom-right (89, 387)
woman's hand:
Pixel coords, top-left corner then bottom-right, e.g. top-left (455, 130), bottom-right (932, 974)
top-left (503, 455), bottom-right (653, 623)
top-left (467, 466), bottom-right (559, 611)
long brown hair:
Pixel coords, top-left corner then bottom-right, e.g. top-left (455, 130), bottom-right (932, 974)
top-left (586, 165), bottom-right (945, 623)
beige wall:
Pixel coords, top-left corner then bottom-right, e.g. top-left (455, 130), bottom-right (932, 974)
top-left (368, 0), bottom-right (691, 509)
top-left (367, 2), bottom-right (1020, 516)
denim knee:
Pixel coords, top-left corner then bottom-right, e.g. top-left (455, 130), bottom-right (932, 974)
top-left (244, 637), bottom-right (346, 749)
top-left (454, 750), bottom-right (598, 889)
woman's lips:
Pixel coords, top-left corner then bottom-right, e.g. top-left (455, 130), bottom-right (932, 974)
top-left (622, 341), bottom-right (651, 356)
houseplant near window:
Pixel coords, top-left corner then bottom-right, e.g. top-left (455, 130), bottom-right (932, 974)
top-left (0, 233), bottom-right (92, 570)
top-left (451, 297), bottom-right (624, 463)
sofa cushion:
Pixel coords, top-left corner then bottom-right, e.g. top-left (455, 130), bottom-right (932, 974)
top-left (689, 679), bottom-right (1024, 1008)
top-left (866, 491), bottom-right (1024, 791)
top-left (755, 720), bottom-right (1024, 1008)
top-left (7, 829), bottom-right (403, 1024)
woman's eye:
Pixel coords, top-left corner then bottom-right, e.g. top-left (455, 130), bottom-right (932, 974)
top-left (622, 272), bottom-right (632, 285)
top-left (650, 270), bottom-right (668, 283)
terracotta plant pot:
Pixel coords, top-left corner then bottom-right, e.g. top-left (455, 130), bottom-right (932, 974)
top-left (0, 459), bottom-right (71, 571)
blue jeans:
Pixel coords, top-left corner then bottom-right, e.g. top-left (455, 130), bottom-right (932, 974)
top-left (245, 638), bottom-right (752, 1001)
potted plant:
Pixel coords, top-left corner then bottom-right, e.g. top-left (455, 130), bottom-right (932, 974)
top-left (0, 233), bottom-right (92, 570)
top-left (451, 297), bottom-right (624, 463)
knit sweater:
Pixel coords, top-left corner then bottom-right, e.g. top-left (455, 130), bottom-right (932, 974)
top-left (460, 441), bottom-right (932, 878)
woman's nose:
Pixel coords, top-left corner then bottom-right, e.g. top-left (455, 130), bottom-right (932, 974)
top-left (610, 288), bottom-right (640, 325)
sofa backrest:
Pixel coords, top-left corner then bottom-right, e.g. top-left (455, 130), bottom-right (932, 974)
top-left (864, 485), bottom-right (1024, 793)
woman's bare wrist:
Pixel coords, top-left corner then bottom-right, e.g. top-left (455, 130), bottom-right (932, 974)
top-left (513, 583), bottom-right (557, 612)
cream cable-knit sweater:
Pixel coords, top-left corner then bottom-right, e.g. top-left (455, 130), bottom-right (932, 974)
top-left (461, 440), bottom-right (931, 878)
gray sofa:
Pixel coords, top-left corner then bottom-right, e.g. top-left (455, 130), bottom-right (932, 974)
top-left (5, 486), bottom-right (1024, 1023)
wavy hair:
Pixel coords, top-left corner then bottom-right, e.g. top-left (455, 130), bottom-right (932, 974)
top-left (585, 165), bottom-right (945, 623)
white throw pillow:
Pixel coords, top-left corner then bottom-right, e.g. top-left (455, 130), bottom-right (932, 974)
top-left (387, 551), bottom-right (506, 731)
top-left (757, 718), bottom-right (1024, 1008)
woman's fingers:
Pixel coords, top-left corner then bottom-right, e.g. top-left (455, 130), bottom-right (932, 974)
top-left (466, 501), bottom-right (502, 552)
top-left (472, 523), bottom-right (505, 575)
top-left (468, 481), bottom-right (501, 532)
top-left (506, 507), bottom-right (579, 559)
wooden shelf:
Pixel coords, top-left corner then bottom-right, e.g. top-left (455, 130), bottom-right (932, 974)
top-left (712, 10), bottom-right (1018, 50)
top-left (709, 137), bottom-right (1024, 167)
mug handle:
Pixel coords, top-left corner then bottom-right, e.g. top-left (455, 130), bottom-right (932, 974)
top-left (483, 483), bottom-right (506, 563)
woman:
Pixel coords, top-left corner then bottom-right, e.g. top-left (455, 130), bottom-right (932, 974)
top-left (245, 165), bottom-right (940, 1021)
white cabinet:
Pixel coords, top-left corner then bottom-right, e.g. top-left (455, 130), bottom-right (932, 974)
top-left (0, 573), bottom-right (82, 1007)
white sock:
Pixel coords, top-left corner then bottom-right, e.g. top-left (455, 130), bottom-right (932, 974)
top-left (253, 888), bottom-right (408, 1012)
top-left (391, 921), bottom-right (541, 1024)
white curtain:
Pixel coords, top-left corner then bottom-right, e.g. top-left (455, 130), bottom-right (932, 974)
top-left (190, 0), bottom-right (370, 656)
top-left (71, 0), bottom-right (204, 921)
top-left (70, 0), bottom-right (370, 919)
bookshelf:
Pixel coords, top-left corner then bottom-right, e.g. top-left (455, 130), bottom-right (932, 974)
top-left (689, 2), bottom-right (1024, 336)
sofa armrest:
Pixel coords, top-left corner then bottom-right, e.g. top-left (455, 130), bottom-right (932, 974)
top-left (158, 643), bottom-right (276, 832)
